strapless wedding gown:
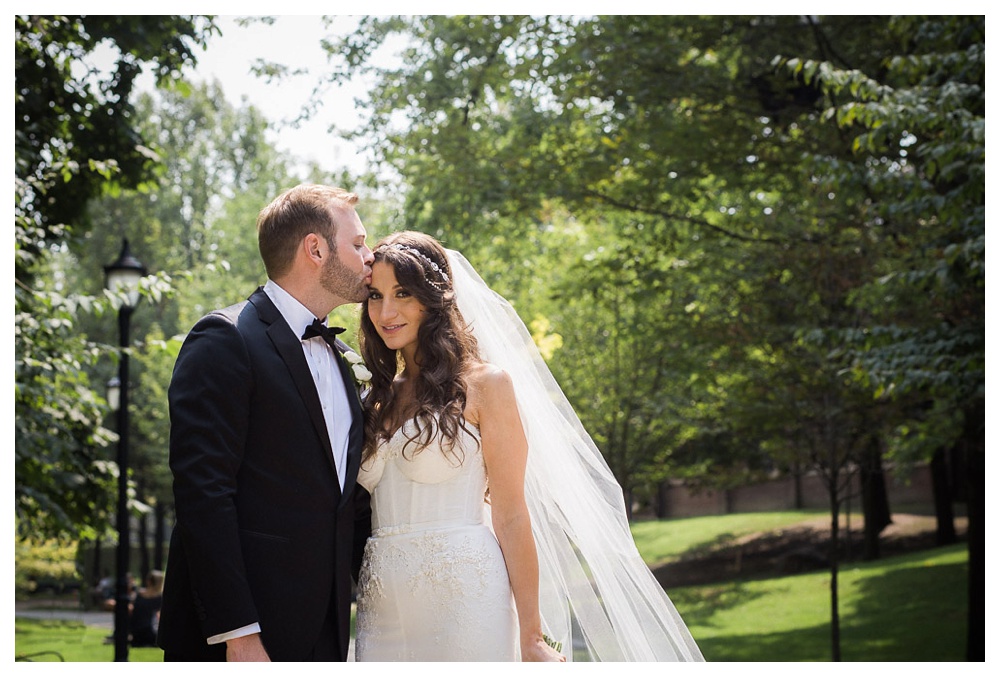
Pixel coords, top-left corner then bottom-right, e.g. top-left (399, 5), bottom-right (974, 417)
top-left (354, 419), bottom-right (518, 661)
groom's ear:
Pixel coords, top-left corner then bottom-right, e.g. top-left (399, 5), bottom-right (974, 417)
top-left (302, 233), bottom-right (325, 267)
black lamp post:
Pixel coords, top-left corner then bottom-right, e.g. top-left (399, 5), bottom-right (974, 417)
top-left (104, 239), bottom-right (146, 662)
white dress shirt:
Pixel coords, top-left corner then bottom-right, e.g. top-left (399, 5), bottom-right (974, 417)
top-left (207, 280), bottom-right (353, 646)
top-left (263, 280), bottom-right (351, 490)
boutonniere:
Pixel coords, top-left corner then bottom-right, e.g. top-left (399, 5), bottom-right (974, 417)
top-left (342, 349), bottom-right (372, 389)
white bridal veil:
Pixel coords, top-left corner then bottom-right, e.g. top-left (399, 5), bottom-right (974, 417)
top-left (447, 250), bottom-right (704, 662)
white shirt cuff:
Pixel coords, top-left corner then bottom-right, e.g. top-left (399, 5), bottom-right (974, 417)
top-left (207, 623), bottom-right (261, 645)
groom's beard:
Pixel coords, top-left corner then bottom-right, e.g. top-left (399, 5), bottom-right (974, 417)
top-left (321, 249), bottom-right (367, 303)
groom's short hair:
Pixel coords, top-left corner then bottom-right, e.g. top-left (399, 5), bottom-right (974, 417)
top-left (257, 184), bottom-right (359, 279)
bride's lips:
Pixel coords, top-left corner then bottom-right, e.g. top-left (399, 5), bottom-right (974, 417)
top-left (380, 323), bottom-right (405, 336)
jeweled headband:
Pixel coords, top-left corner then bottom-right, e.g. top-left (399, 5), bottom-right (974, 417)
top-left (377, 243), bottom-right (451, 285)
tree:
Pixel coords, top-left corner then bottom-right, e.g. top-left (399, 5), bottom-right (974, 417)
top-left (15, 16), bottom-right (216, 255)
top-left (15, 15), bottom-right (215, 541)
top-left (780, 15), bottom-right (984, 660)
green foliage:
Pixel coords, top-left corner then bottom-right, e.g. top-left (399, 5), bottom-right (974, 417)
top-left (777, 15), bottom-right (984, 457)
top-left (15, 538), bottom-right (82, 593)
top-left (15, 214), bottom-right (117, 540)
top-left (14, 15), bottom-right (217, 258)
top-left (14, 15), bottom-right (215, 542)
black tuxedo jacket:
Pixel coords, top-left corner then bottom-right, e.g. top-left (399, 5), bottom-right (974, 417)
top-left (157, 287), bottom-right (371, 661)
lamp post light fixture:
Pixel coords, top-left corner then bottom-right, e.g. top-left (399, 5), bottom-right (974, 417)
top-left (104, 239), bottom-right (146, 662)
top-left (106, 377), bottom-right (121, 413)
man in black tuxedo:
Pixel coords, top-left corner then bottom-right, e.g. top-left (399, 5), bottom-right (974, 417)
top-left (158, 184), bottom-right (374, 661)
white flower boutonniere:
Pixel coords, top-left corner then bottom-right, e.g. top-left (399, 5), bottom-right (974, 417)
top-left (342, 350), bottom-right (373, 389)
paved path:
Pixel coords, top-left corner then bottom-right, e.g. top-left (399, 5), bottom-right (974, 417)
top-left (15, 603), bottom-right (114, 630)
top-left (15, 602), bottom-right (357, 659)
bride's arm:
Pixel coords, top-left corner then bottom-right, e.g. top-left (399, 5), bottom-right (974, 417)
top-left (475, 365), bottom-right (565, 663)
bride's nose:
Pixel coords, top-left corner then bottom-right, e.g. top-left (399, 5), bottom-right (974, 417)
top-left (377, 297), bottom-right (398, 321)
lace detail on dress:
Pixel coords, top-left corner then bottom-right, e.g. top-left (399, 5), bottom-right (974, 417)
top-left (354, 415), bottom-right (517, 661)
top-left (355, 538), bottom-right (389, 649)
top-left (357, 528), bottom-right (505, 660)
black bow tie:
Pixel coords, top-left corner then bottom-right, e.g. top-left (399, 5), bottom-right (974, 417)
top-left (302, 318), bottom-right (346, 345)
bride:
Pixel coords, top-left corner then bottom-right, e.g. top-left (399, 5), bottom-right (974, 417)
top-left (353, 231), bottom-right (703, 662)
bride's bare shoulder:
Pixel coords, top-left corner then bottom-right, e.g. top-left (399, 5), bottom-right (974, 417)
top-left (463, 362), bottom-right (514, 423)
top-left (466, 361), bottom-right (515, 409)
top-left (466, 361), bottom-right (511, 390)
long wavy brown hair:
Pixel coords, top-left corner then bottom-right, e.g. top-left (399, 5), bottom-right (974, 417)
top-left (359, 231), bottom-right (481, 462)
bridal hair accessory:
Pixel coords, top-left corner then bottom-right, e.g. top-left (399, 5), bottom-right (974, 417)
top-left (445, 249), bottom-right (703, 662)
top-left (378, 243), bottom-right (451, 285)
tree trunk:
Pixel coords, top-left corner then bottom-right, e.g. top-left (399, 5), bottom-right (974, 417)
top-left (655, 481), bottom-right (668, 519)
top-left (964, 399), bottom-right (984, 662)
top-left (793, 464), bottom-right (804, 509)
top-left (929, 446), bottom-right (957, 546)
top-left (859, 436), bottom-right (892, 560)
top-left (154, 502), bottom-right (166, 571)
top-left (138, 510), bottom-right (151, 580)
top-left (829, 495), bottom-right (841, 662)
top-left (91, 539), bottom-right (102, 590)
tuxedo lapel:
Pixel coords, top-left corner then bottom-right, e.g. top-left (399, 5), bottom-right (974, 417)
top-left (248, 289), bottom-right (342, 490)
top-left (332, 338), bottom-right (364, 507)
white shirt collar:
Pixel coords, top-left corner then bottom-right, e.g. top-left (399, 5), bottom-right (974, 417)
top-left (262, 279), bottom-right (322, 340)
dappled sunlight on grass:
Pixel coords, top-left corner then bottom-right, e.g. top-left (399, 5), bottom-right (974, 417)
top-left (631, 510), bottom-right (834, 566)
top-left (672, 544), bottom-right (967, 661)
top-left (15, 619), bottom-right (164, 662)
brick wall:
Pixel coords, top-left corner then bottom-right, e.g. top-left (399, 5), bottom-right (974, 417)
top-left (657, 463), bottom-right (935, 518)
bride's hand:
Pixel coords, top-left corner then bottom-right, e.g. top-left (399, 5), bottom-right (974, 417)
top-left (521, 636), bottom-right (566, 662)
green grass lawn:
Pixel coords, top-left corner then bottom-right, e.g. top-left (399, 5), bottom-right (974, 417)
top-left (15, 512), bottom-right (969, 662)
top-left (14, 620), bottom-right (164, 662)
top-left (670, 543), bottom-right (967, 661)
top-left (630, 509), bottom-right (836, 566)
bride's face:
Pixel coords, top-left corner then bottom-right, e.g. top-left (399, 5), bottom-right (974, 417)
top-left (367, 261), bottom-right (427, 354)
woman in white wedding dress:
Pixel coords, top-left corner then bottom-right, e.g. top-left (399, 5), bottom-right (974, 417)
top-left (355, 232), bottom-right (563, 661)
top-left (354, 232), bottom-right (703, 662)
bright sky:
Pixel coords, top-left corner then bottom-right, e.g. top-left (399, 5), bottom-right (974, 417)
top-left (177, 6), bottom-right (976, 177)
top-left (185, 15), bottom-right (380, 177)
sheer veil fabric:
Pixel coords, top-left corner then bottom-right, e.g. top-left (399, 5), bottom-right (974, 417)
top-left (447, 250), bottom-right (704, 662)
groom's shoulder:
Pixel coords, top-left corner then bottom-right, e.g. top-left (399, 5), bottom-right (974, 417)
top-left (193, 300), bottom-right (250, 329)
top-left (191, 289), bottom-right (279, 341)
top-left (207, 288), bottom-right (269, 326)
top-left (211, 300), bottom-right (251, 324)
top-left (187, 299), bottom-right (257, 339)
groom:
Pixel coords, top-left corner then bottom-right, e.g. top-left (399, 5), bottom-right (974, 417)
top-left (158, 184), bottom-right (374, 661)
